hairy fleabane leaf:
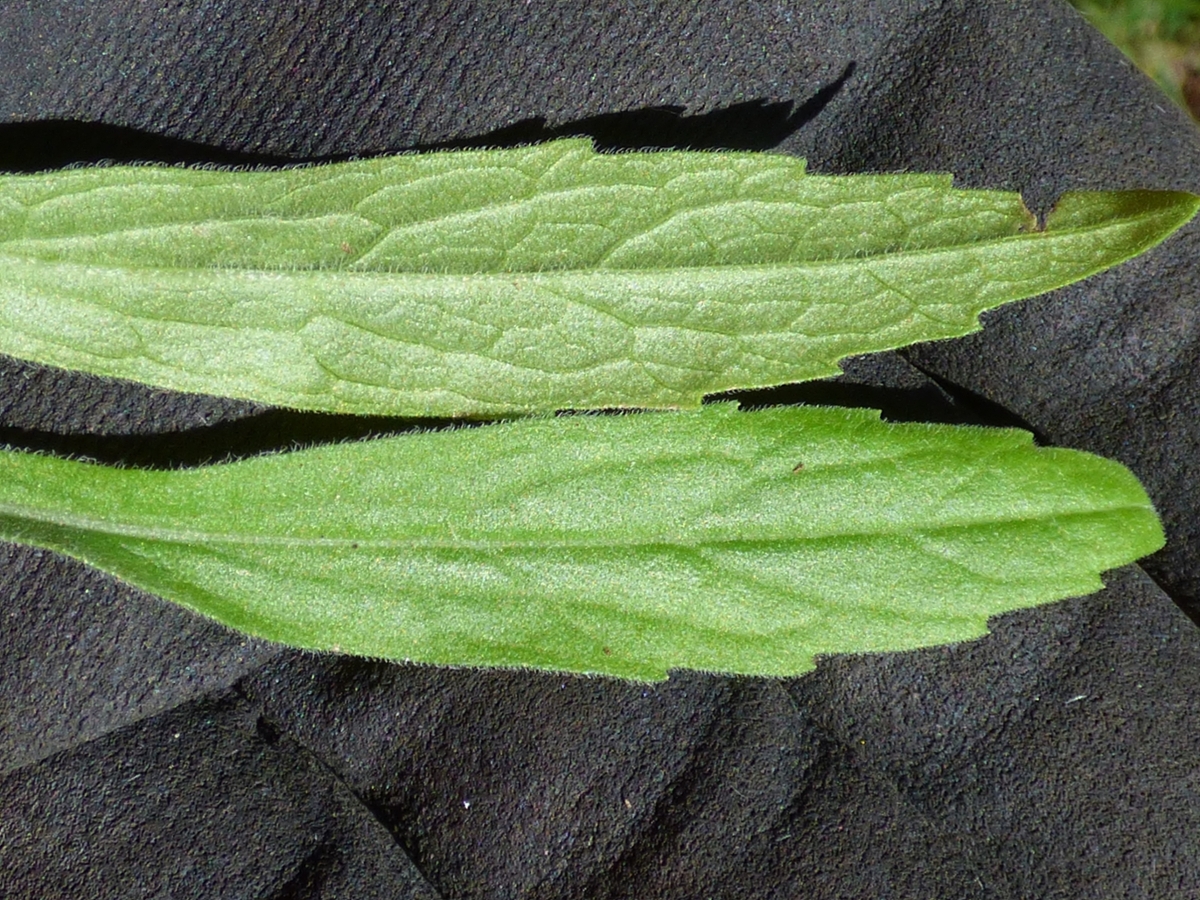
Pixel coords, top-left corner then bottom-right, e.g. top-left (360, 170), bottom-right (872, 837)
top-left (0, 139), bottom-right (1194, 415)
top-left (0, 405), bottom-right (1163, 680)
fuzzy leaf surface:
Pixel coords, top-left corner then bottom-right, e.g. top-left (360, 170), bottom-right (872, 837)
top-left (0, 139), bottom-right (1194, 415)
top-left (0, 405), bottom-right (1163, 679)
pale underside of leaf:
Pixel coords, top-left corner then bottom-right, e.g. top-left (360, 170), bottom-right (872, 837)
top-left (0, 139), bottom-right (1194, 415)
top-left (0, 405), bottom-right (1163, 679)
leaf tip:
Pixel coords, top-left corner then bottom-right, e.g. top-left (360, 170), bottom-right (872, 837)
top-left (1045, 188), bottom-right (1200, 237)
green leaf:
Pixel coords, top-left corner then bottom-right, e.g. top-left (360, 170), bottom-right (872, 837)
top-left (0, 404), bottom-right (1163, 680)
top-left (0, 139), bottom-right (1194, 415)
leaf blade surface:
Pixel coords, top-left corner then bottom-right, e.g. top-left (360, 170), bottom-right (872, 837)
top-left (0, 405), bottom-right (1163, 679)
top-left (0, 139), bottom-right (1194, 415)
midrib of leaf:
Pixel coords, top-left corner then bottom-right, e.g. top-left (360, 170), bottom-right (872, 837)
top-left (0, 227), bottom-right (1087, 274)
top-left (0, 499), bottom-right (1144, 551)
top-left (0, 198), bottom-right (1147, 274)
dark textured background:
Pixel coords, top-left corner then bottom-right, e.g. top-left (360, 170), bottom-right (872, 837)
top-left (1, 2), bottom-right (1198, 897)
